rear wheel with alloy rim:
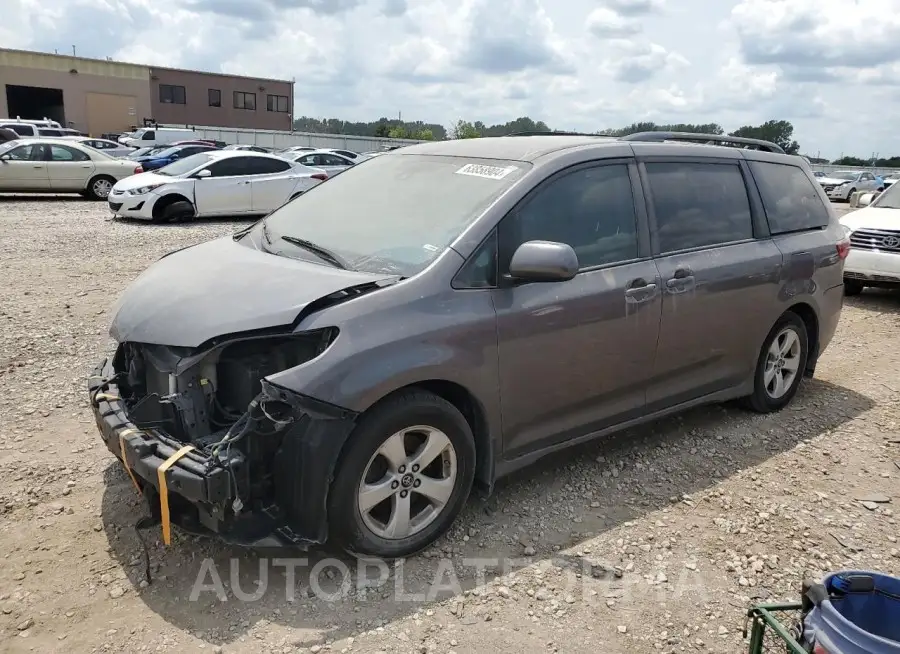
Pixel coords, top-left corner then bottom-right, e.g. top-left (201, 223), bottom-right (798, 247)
top-left (328, 390), bottom-right (475, 558)
top-left (87, 175), bottom-right (115, 200)
top-left (742, 311), bottom-right (808, 413)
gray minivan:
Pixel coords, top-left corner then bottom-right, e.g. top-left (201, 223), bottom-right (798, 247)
top-left (89, 132), bottom-right (848, 557)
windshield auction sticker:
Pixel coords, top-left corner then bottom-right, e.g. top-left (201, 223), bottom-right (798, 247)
top-left (454, 163), bottom-right (516, 179)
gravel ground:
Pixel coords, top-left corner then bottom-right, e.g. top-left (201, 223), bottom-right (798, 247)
top-left (0, 197), bottom-right (898, 654)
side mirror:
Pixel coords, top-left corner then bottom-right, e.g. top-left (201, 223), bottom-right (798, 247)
top-left (0, 154), bottom-right (9, 162)
top-left (508, 240), bottom-right (579, 283)
top-left (194, 168), bottom-right (212, 179)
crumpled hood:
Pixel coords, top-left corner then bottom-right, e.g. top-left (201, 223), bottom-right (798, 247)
top-left (109, 236), bottom-right (397, 347)
top-left (818, 177), bottom-right (851, 186)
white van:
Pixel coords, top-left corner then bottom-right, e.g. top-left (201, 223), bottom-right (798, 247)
top-left (0, 118), bottom-right (64, 137)
top-left (119, 127), bottom-right (195, 147)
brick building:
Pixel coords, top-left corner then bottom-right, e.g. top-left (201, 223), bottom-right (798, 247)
top-left (0, 48), bottom-right (294, 136)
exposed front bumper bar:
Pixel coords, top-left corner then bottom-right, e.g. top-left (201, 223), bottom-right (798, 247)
top-left (89, 355), bottom-right (359, 548)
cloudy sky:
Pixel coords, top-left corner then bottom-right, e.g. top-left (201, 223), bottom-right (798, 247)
top-left (3, 0), bottom-right (897, 159)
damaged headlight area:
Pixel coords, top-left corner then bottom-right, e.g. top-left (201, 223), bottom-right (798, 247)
top-left (100, 326), bottom-right (356, 547)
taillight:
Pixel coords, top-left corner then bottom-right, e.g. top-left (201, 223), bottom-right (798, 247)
top-left (836, 236), bottom-right (850, 260)
top-left (813, 645), bottom-right (831, 654)
top-left (311, 173), bottom-right (327, 181)
top-left (134, 165), bottom-right (143, 174)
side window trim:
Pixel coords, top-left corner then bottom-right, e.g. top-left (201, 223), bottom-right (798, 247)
top-left (637, 156), bottom-right (759, 256)
top-left (451, 228), bottom-right (499, 290)
top-left (494, 158), bottom-right (649, 282)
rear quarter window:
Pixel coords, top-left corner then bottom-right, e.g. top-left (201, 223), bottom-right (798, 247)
top-left (749, 161), bottom-right (830, 234)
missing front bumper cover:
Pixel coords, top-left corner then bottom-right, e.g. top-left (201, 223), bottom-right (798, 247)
top-left (89, 356), bottom-right (358, 548)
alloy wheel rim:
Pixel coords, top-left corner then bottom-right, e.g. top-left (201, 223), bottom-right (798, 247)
top-left (764, 327), bottom-right (801, 399)
top-left (357, 425), bottom-right (457, 540)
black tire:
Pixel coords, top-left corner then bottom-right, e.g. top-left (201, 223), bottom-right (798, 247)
top-left (152, 197), bottom-right (195, 223)
top-left (843, 279), bottom-right (864, 296)
top-left (742, 312), bottom-right (809, 414)
top-left (847, 188), bottom-right (856, 202)
top-left (86, 175), bottom-right (116, 200)
top-left (328, 390), bottom-right (476, 558)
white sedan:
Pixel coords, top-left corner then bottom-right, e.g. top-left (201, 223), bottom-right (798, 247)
top-left (281, 149), bottom-right (358, 176)
top-left (62, 136), bottom-right (137, 159)
top-left (107, 150), bottom-right (328, 222)
top-left (0, 138), bottom-right (141, 199)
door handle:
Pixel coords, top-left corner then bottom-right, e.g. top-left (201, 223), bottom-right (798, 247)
top-left (666, 275), bottom-right (695, 290)
top-left (33, 165), bottom-right (44, 169)
top-left (624, 281), bottom-right (657, 302)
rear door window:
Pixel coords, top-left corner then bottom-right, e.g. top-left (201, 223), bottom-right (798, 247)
top-left (205, 157), bottom-right (253, 177)
top-left (244, 157), bottom-right (291, 175)
top-left (645, 162), bottom-right (753, 253)
top-left (749, 161), bottom-right (830, 234)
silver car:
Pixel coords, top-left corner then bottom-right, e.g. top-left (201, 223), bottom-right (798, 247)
top-left (818, 170), bottom-right (883, 201)
top-left (63, 136), bottom-right (137, 159)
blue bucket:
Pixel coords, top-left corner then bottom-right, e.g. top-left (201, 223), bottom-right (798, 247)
top-left (801, 570), bottom-right (900, 654)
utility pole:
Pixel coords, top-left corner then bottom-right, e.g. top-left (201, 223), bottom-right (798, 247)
top-left (72, 45), bottom-right (76, 56)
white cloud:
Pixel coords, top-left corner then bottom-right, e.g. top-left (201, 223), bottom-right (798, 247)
top-left (3, 0), bottom-right (900, 158)
top-left (603, 40), bottom-right (689, 83)
top-left (586, 8), bottom-right (641, 37)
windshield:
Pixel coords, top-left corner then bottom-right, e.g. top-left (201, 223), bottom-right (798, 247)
top-left (831, 171), bottom-right (859, 181)
top-left (259, 153), bottom-right (531, 276)
top-left (873, 182), bottom-right (900, 209)
top-left (156, 153), bottom-right (213, 176)
top-left (152, 146), bottom-right (185, 158)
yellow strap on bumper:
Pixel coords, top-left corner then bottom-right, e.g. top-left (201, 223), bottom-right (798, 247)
top-left (157, 445), bottom-right (195, 546)
top-left (117, 428), bottom-right (142, 493)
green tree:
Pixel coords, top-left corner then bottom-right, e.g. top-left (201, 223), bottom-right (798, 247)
top-left (450, 120), bottom-right (481, 139)
top-left (599, 122), bottom-right (725, 136)
top-left (831, 156), bottom-right (869, 166)
top-left (730, 120), bottom-right (800, 154)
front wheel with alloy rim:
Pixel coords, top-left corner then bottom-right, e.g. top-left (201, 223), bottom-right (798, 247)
top-left (328, 390), bottom-right (476, 558)
top-left (742, 311), bottom-right (809, 413)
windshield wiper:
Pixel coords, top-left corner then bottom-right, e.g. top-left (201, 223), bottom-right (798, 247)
top-left (279, 236), bottom-right (348, 269)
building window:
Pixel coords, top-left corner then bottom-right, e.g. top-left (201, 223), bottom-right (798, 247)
top-left (233, 91), bottom-right (256, 111)
top-left (266, 94), bottom-right (290, 113)
top-left (159, 84), bottom-right (186, 104)
top-left (208, 89), bottom-right (221, 107)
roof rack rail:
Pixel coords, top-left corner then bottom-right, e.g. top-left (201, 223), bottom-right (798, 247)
top-left (620, 131), bottom-right (785, 154)
top-left (505, 130), bottom-right (604, 137)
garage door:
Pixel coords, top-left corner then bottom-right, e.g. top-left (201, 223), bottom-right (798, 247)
top-left (85, 93), bottom-right (137, 136)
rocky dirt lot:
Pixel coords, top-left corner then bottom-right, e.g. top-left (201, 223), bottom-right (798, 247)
top-left (0, 197), bottom-right (898, 654)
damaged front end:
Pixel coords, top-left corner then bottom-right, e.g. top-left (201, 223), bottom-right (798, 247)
top-left (89, 327), bottom-right (357, 548)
